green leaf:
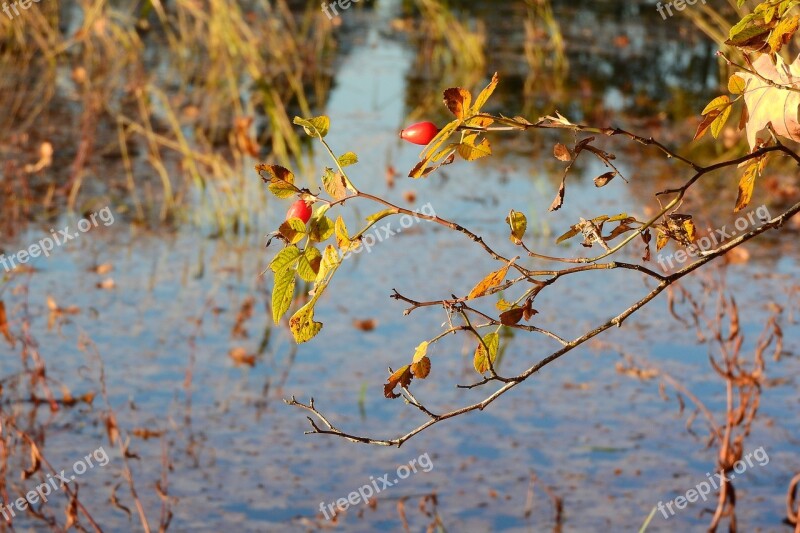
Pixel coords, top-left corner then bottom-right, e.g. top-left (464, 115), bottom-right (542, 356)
top-left (308, 216), bottom-right (334, 242)
top-left (279, 218), bottom-right (307, 244)
top-left (297, 246), bottom-right (322, 282)
top-left (337, 152), bottom-right (359, 167)
top-left (269, 246), bottom-right (302, 273)
top-left (473, 332), bottom-right (500, 374)
top-left (506, 210), bottom-right (527, 244)
top-left (289, 301), bottom-right (323, 343)
top-left (293, 116), bottom-right (330, 139)
top-left (256, 164), bottom-right (297, 199)
top-left (272, 268), bottom-right (295, 324)
top-left (728, 13), bottom-right (756, 40)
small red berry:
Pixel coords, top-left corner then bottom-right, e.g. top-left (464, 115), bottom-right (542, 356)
top-left (286, 199), bottom-right (313, 224)
top-left (400, 122), bottom-right (440, 145)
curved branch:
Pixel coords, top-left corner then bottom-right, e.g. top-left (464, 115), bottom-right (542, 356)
top-left (287, 200), bottom-right (800, 446)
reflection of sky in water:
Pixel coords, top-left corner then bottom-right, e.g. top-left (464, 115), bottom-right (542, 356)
top-left (2, 2), bottom-right (798, 531)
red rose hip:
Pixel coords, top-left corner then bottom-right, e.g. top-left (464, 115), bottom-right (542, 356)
top-left (286, 199), bottom-right (313, 224)
top-left (400, 122), bottom-right (440, 145)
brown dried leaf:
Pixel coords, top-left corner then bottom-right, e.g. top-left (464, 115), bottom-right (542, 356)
top-left (410, 356), bottom-right (431, 379)
top-left (553, 143), bottom-right (572, 161)
top-left (443, 88), bottom-right (472, 119)
top-left (384, 365), bottom-right (413, 399)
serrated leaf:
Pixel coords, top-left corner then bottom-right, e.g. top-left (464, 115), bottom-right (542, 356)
top-left (293, 116), bottom-right (330, 138)
top-left (334, 216), bottom-right (357, 251)
top-left (473, 332), bottom-right (499, 374)
top-left (289, 301), bottom-right (323, 343)
top-left (279, 218), bottom-right (307, 244)
top-left (322, 168), bottom-right (348, 201)
top-left (443, 87), bottom-right (472, 119)
top-left (272, 268), bottom-right (295, 324)
top-left (468, 261), bottom-right (512, 300)
top-left (269, 246), bottom-right (301, 273)
top-left (297, 246), bottom-right (322, 282)
top-left (768, 15), bottom-right (799, 53)
top-left (316, 245), bottom-right (340, 283)
top-left (308, 216), bottom-right (334, 242)
top-left (506, 210), bottom-right (527, 244)
top-left (471, 72), bottom-right (499, 114)
top-left (457, 136), bottom-right (492, 161)
top-left (337, 152), bottom-right (359, 167)
top-left (412, 341), bottom-right (429, 364)
top-left (410, 356), bottom-right (431, 379)
top-left (256, 164), bottom-right (297, 199)
top-left (496, 298), bottom-right (514, 311)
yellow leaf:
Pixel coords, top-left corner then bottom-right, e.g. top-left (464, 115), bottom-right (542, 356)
top-left (289, 302), bottom-right (323, 343)
top-left (471, 72), bottom-right (499, 114)
top-left (473, 332), bottom-right (499, 374)
top-left (506, 210), bottom-right (527, 244)
top-left (728, 74), bottom-right (746, 95)
top-left (701, 95), bottom-right (730, 115)
top-left (467, 261), bottom-right (513, 300)
top-left (412, 341), bottom-right (429, 364)
top-left (735, 163), bottom-right (759, 212)
top-left (272, 268), bottom-right (295, 324)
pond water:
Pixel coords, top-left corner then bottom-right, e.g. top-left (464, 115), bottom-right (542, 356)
top-left (1, 1), bottom-right (799, 532)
